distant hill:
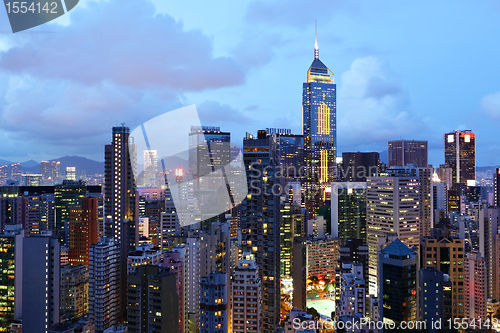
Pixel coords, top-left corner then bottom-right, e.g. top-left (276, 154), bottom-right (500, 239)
top-left (0, 159), bottom-right (12, 166)
top-left (477, 166), bottom-right (500, 173)
top-left (20, 159), bottom-right (39, 168)
top-left (379, 150), bottom-right (388, 164)
top-left (22, 156), bottom-right (105, 175)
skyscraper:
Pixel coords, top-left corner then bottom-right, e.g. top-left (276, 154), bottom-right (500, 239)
top-left (331, 182), bottom-right (367, 245)
top-left (388, 140), bottom-right (428, 168)
top-left (104, 125), bottom-right (139, 241)
top-left (60, 265), bottom-right (89, 321)
top-left (143, 149), bottom-right (158, 187)
top-left (378, 238), bottom-right (417, 325)
top-left (232, 252), bottom-right (262, 333)
top-left (302, 28), bottom-right (336, 200)
top-left (104, 125), bottom-right (139, 321)
top-left (54, 180), bottom-right (86, 243)
top-left (444, 130), bottom-right (476, 186)
top-left (0, 226), bottom-right (23, 331)
top-left (40, 161), bottom-right (60, 185)
top-left (241, 130), bottom-right (281, 333)
top-left (68, 197), bottom-right (99, 267)
top-left (10, 163), bottom-right (21, 184)
top-left (22, 236), bottom-right (60, 332)
top-left (366, 176), bottom-right (420, 296)
top-left (200, 271), bottom-right (229, 333)
top-left (89, 237), bottom-right (120, 332)
top-left (189, 126), bottom-right (231, 179)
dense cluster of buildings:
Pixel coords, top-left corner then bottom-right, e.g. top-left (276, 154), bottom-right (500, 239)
top-left (1, 36), bottom-right (499, 333)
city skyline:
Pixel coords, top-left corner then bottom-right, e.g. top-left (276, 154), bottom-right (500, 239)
top-left (0, 0), bottom-right (500, 166)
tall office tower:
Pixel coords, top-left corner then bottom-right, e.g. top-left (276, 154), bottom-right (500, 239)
top-left (65, 167), bottom-right (77, 181)
top-left (302, 30), bottom-right (336, 201)
top-left (60, 265), bottom-right (89, 321)
top-left (40, 161), bottom-right (61, 185)
top-left (268, 130), bottom-right (304, 185)
top-left (280, 198), bottom-right (303, 278)
top-left (421, 237), bottom-right (465, 318)
top-left (331, 182), bottom-right (367, 245)
top-left (186, 237), bottom-right (201, 333)
top-left (433, 174), bottom-right (448, 224)
top-left (189, 126), bottom-right (231, 179)
top-left (22, 236), bottom-right (60, 333)
top-left (68, 198), bottom-right (98, 267)
top-left (340, 152), bottom-right (379, 182)
top-left (232, 253), bottom-right (262, 333)
top-left (89, 237), bottom-right (120, 332)
top-left (54, 180), bottom-right (86, 243)
top-left (366, 176), bottom-right (420, 296)
top-left (387, 165), bottom-right (433, 237)
top-left (464, 251), bottom-right (487, 320)
top-left (292, 237), bottom-right (307, 311)
top-left (200, 271), bottom-right (229, 333)
top-left (0, 226), bottom-right (23, 331)
top-left (418, 267), bottom-right (445, 325)
top-left (163, 251), bottom-right (185, 333)
top-left (337, 263), bottom-right (365, 319)
top-left (444, 130), bottom-right (476, 186)
top-left (378, 239), bottom-right (417, 325)
top-left (0, 164), bottom-right (7, 186)
top-left (142, 149), bottom-right (158, 187)
top-left (241, 130), bottom-right (281, 333)
top-left (104, 125), bottom-right (139, 240)
top-left (104, 125), bottom-right (139, 322)
top-left (388, 140), bottom-right (428, 168)
top-left (473, 206), bottom-right (500, 299)
top-left (127, 265), bottom-right (179, 333)
top-left (10, 163), bottom-right (21, 184)
top-left (495, 168), bottom-right (500, 207)
top-left (25, 194), bottom-right (55, 236)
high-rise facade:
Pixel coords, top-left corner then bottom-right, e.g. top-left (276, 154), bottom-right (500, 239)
top-left (142, 149), bottom-right (158, 187)
top-left (22, 236), bottom-right (60, 333)
top-left (40, 161), bottom-right (60, 185)
top-left (104, 125), bottom-right (139, 242)
top-left (127, 265), bottom-right (179, 333)
top-left (444, 130), bottom-right (476, 186)
top-left (388, 140), bottom-right (428, 168)
top-left (464, 251), bottom-right (487, 320)
top-left (200, 271), bottom-right (229, 333)
top-left (417, 267), bottom-right (445, 326)
top-left (241, 131), bottom-right (281, 333)
top-left (366, 176), bottom-right (420, 296)
top-left (495, 168), bottom-right (500, 208)
top-left (337, 263), bottom-right (365, 319)
top-left (232, 253), bottom-right (262, 333)
top-left (89, 237), bottom-right (120, 332)
top-left (68, 197), bottom-right (99, 267)
top-left (10, 163), bottom-right (21, 184)
top-left (331, 182), bottom-right (367, 245)
top-left (269, 131), bottom-right (304, 185)
top-left (340, 152), bottom-right (379, 182)
top-left (60, 264), bottom-right (89, 321)
top-left (0, 226), bottom-right (23, 331)
top-left (421, 237), bottom-right (465, 319)
top-left (54, 180), bottom-right (86, 243)
top-left (302, 34), bottom-right (336, 200)
top-left (378, 239), bottom-right (417, 325)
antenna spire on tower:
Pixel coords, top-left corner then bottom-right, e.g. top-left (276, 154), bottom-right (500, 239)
top-left (314, 20), bottom-right (319, 59)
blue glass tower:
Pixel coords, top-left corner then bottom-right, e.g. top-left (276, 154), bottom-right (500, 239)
top-left (302, 29), bottom-right (336, 201)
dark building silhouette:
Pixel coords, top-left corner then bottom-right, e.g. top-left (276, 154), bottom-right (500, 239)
top-left (444, 130), bottom-right (476, 186)
top-left (341, 152), bottom-right (379, 182)
top-left (388, 140), bottom-right (428, 168)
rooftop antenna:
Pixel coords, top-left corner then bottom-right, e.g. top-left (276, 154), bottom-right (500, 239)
top-left (314, 20), bottom-right (319, 59)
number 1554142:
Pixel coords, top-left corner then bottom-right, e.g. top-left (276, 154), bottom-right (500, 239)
top-left (5, 2), bottom-right (59, 14)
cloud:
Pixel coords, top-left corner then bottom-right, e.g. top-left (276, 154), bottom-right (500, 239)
top-left (246, 0), bottom-right (359, 28)
top-left (197, 101), bottom-right (257, 125)
top-left (338, 56), bottom-right (425, 150)
top-left (0, 0), bottom-right (245, 91)
top-left (481, 91), bottom-right (500, 120)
